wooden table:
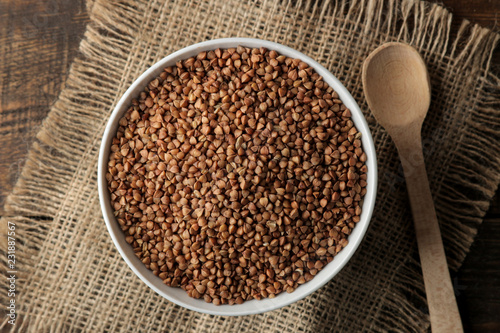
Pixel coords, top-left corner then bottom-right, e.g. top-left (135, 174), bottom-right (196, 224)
top-left (0, 1), bottom-right (498, 331)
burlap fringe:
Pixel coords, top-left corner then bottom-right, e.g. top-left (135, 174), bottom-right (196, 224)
top-left (1, 0), bottom-right (499, 332)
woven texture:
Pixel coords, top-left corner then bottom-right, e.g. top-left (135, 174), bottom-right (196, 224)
top-left (1, 0), bottom-right (500, 332)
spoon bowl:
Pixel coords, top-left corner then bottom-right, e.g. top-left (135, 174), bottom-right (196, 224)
top-left (362, 43), bottom-right (431, 129)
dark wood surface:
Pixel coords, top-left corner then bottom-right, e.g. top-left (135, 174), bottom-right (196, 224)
top-left (0, 0), bottom-right (89, 213)
top-left (0, 0), bottom-right (498, 332)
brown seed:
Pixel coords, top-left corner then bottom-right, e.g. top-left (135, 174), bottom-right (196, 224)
top-left (316, 247), bottom-right (327, 256)
top-left (311, 156), bottom-right (321, 166)
top-left (320, 198), bottom-right (328, 207)
top-left (214, 126), bottom-right (224, 135)
top-left (269, 256), bottom-right (279, 266)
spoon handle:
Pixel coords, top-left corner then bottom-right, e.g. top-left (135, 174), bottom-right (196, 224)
top-left (396, 137), bottom-right (463, 333)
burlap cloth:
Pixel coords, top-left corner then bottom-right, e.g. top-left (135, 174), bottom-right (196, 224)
top-left (1, 0), bottom-right (499, 331)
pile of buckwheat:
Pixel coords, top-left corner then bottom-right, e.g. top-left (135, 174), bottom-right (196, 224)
top-left (106, 46), bottom-right (368, 305)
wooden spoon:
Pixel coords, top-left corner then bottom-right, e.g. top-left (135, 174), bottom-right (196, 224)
top-left (362, 42), bottom-right (463, 332)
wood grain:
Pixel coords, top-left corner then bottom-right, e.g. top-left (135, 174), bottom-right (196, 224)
top-left (0, 0), bottom-right (89, 214)
top-left (0, 0), bottom-right (498, 332)
top-left (440, 0), bottom-right (500, 29)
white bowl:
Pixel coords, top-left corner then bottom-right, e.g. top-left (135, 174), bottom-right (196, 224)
top-left (98, 38), bottom-right (377, 316)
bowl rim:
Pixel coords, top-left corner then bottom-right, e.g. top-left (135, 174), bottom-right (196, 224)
top-left (98, 37), bottom-right (378, 316)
